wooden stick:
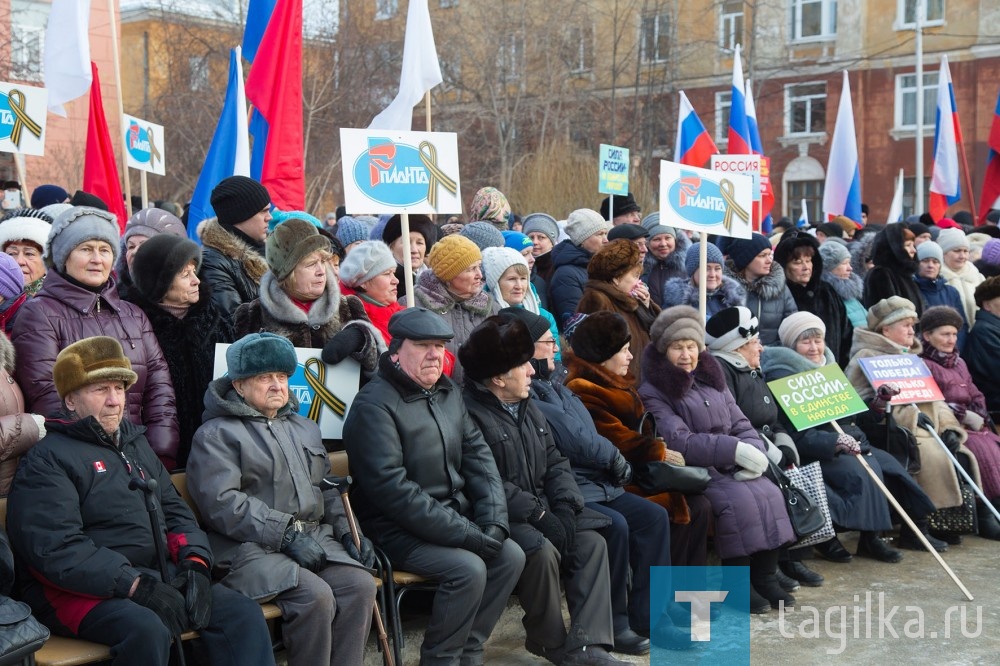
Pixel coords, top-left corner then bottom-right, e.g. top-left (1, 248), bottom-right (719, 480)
top-left (956, 126), bottom-right (978, 224)
top-left (140, 170), bottom-right (148, 210)
top-left (424, 90), bottom-right (432, 133)
top-left (401, 212), bottom-right (415, 309)
top-left (12, 152), bottom-right (28, 206)
top-left (106, 0), bottom-right (132, 218)
top-left (830, 421), bottom-right (973, 601)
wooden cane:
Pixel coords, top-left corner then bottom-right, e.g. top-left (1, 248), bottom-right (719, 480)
top-left (830, 421), bottom-right (974, 601)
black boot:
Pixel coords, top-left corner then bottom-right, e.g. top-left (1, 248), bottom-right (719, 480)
top-left (856, 530), bottom-right (903, 563)
top-left (898, 519), bottom-right (948, 552)
top-left (723, 556), bottom-right (769, 614)
top-left (779, 560), bottom-right (824, 587)
top-left (977, 502), bottom-right (1000, 541)
top-left (750, 549), bottom-right (794, 610)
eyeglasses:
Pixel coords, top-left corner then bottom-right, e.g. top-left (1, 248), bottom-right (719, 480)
top-left (535, 339), bottom-right (558, 348)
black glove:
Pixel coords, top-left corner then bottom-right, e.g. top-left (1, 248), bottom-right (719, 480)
top-left (340, 533), bottom-right (376, 569)
top-left (322, 327), bottom-right (366, 365)
top-left (482, 525), bottom-right (507, 544)
top-left (131, 574), bottom-right (187, 635)
top-left (281, 527), bottom-right (327, 572)
top-left (942, 430), bottom-right (962, 454)
top-left (552, 505), bottom-right (578, 558)
top-left (610, 452), bottom-right (633, 487)
top-left (170, 558), bottom-right (212, 631)
top-left (531, 510), bottom-right (567, 553)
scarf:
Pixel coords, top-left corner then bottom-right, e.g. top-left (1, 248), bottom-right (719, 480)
top-left (919, 342), bottom-right (959, 369)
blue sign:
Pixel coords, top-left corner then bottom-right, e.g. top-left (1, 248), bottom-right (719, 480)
top-left (667, 170), bottom-right (735, 227)
top-left (125, 121), bottom-right (152, 163)
top-left (0, 94), bottom-right (14, 141)
top-left (353, 138), bottom-right (437, 207)
top-left (598, 143), bottom-right (629, 196)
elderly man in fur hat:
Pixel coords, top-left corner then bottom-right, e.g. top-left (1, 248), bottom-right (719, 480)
top-left (6, 336), bottom-right (273, 666)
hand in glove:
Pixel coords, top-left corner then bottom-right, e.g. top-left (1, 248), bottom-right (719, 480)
top-left (464, 525), bottom-right (503, 562)
top-left (29, 414), bottom-right (46, 440)
top-left (873, 382), bottom-right (902, 411)
top-left (170, 558), bottom-right (212, 631)
top-left (531, 510), bottom-right (568, 553)
top-left (765, 441), bottom-right (785, 466)
top-left (834, 433), bottom-right (862, 456)
top-left (281, 526), bottom-right (327, 572)
top-left (131, 574), bottom-right (188, 635)
top-left (942, 430), bottom-right (962, 454)
top-left (340, 533), bottom-right (377, 569)
top-left (321, 326), bottom-right (366, 365)
top-left (734, 441), bottom-right (768, 475)
top-left (552, 505), bottom-right (577, 558)
top-left (962, 410), bottom-right (985, 432)
top-left (610, 452), bottom-right (633, 487)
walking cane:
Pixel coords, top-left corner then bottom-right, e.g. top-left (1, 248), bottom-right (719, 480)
top-left (129, 475), bottom-right (188, 666)
top-left (321, 475), bottom-right (395, 666)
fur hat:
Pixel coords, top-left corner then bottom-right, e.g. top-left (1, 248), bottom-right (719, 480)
top-left (778, 311), bottom-right (826, 348)
top-left (975, 276), bottom-right (1000, 307)
top-left (0, 253), bottom-right (23, 300)
top-left (599, 192), bottom-right (640, 220)
top-left (569, 311), bottom-right (632, 363)
top-left (832, 215), bottom-right (861, 234)
top-left (46, 206), bottom-right (121, 272)
top-left (226, 332), bottom-right (297, 381)
top-left (131, 235), bottom-right (202, 304)
top-left (459, 316), bottom-right (534, 382)
top-left (916, 240), bottom-right (944, 263)
top-left (685, 242), bottom-right (723, 277)
top-left (867, 296), bottom-right (918, 332)
top-left (70, 190), bottom-right (109, 211)
top-left (266, 217), bottom-right (330, 281)
top-left (30, 184), bottom-right (68, 209)
top-left (919, 305), bottom-right (964, 335)
top-left (521, 213), bottom-right (559, 245)
top-left (53, 336), bottom-right (137, 398)
top-left (706, 306), bottom-right (759, 353)
top-left (0, 214), bottom-right (51, 253)
top-left (335, 216), bottom-right (370, 247)
top-left (339, 240), bottom-right (396, 289)
top-left (498, 306), bottom-right (550, 342)
top-left (818, 238), bottom-right (851, 271)
top-left (650, 305), bottom-right (705, 354)
top-left (469, 187), bottom-right (511, 230)
top-left (123, 207), bottom-right (185, 244)
top-left (727, 233), bottom-right (772, 271)
top-left (459, 221), bottom-right (504, 250)
top-left (427, 234), bottom-right (482, 282)
top-left (210, 176), bottom-right (271, 228)
top-left (936, 227), bottom-right (969, 254)
top-left (979, 238), bottom-right (1000, 268)
top-left (588, 239), bottom-right (641, 281)
top-left (381, 214), bottom-right (437, 251)
top-left (565, 209), bottom-right (611, 247)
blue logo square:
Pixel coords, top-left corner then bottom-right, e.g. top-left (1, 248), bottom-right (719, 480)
top-left (650, 566), bottom-right (751, 665)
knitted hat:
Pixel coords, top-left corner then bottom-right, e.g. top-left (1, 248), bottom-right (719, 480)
top-left (599, 192), bottom-right (640, 220)
top-left (335, 216), bottom-right (370, 247)
top-left (936, 227), bottom-right (969, 254)
top-left (266, 218), bottom-right (330, 281)
top-left (569, 311), bottom-right (632, 363)
top-left (919, 305), bottom-right (964, 334)
top-left (727, 233), bottom-right (772, 271)
top-left (0, 214), bottom-right (51, 253)
top-left (502, 231), bottom-right (533, 253)
top-left (469, 187), bottom-right (511, 230)
top-left (909, 221), bottom-right (932, 238)
top-left (46, 206), bottom-right (121, 272)
top-left (459, 316), bottom-right (534, 382)
top-left (565, 209), bottom-right (611, 247)
top-left (210, 176), bottom-right (271, 228)
top-left (647, 224), bottom-right (677, 240)
top-left (640, 212), bottom-right (661, 230)
top-left (40, 203), bottom-right (72, 221)
top-left (459, 221), bottom-right (505, 250)
top-left (685, 242), bottom-right (724, 277)
top-left (482, 247), bottom-right (528, 292)
top-left (0, 253), bottom-right (24, 300)
top-left (53, 336), bottom-right (137, 398)
top-left (367, 215), bottom-right (390, 241)
top-left (866, 296), bottom-right (918, 332)
top-left (588, 239), bottom-right (641, 281)
top-left (498, 306), bottom-right (550, 342)
top-left (937, 217), bottom-right (962, 230)
top-left (339, 240), bottom-right (397, 288)
top-left (521, 213), bottom-right (558, 245)
top-left (381, 214), bottom-right (437, 251)
top-left (268, 209), bottom-right (323, 233)
top-left (778, 311), bottom-right (826, 348)
top-left (818, 238), bottom-right (851, 272)
top-left (426, 234), bottom-right (482, 281)
top-left (817, 222), bottom-right (845, 239)
top-left (975, 276), bottom-right (1000, 307)
top-left (650, 305), bottom-right (705, 354)
top-left (706, 306), bottom-right (759, 353)
top-left (30, 184), bottom-right (68, 209)
top-left (979, 238), bottom-right (1000, 268)
top-left (123, 207), bottom-right (185, 244)
top-left (916, 240), bottom-right (944, 263)
top-left (226, 332), bottom-right (298, 381)
top-left (70, 190), bottom-right (108, 211)
top-left (607, 224), bottom-right (648, 242)
top-left (131, 235), bottom-right (202, 304)
top-left (388, 307), bottom-right (454, 341)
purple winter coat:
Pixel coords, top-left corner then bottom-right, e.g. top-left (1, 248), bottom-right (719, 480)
top-left (638, 346), bottom-right (794, 558)
top-left (11, 270), bottom-right (178, 468)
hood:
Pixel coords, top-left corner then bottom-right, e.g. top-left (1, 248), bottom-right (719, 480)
top-left (870, 225), bottom-right (918, 276)
top-left (200, 218), bottom-right (268, 283)
top-left (774, 232), bottom-right (823, 291)
top-left (850, 232), bottom-right (877, 279)
top-left (551, 239), bottom-right (592, 270)
top-left (640, 344), bottom-right (727, 401)
top-left (202, 375), bottom-right (300, 422)
top-left (760, 344), bottom-right (836, 380)
top-left (0, 332), bottom-right (14, 374)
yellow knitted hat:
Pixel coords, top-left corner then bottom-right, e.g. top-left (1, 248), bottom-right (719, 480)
top-left (427, 234), bottom-right (482, 282)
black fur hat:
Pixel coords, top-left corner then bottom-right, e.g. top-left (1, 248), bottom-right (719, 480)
top-left (459, 316), bottom-right (535, 382)
top-left (568, 311), bottom-right (631, 363)
top-left (132, 234), bottom-right (202, 304)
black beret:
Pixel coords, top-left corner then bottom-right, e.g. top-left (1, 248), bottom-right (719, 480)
top-left (607, 223), bottom-right (649, 242)
top-left (388, 307), bottom-right (454, 342)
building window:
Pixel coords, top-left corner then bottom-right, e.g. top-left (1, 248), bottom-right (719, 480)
top-left (640, 12), bottom-right (670, 63)
top-left (375, 0), bottom-right (398, 20)
top-left (790, 0), bottom-right (837, 41)
top-left (440, 0), bottom-right (459, 7)
top-left (720, 1), bottom-right (744, 52)
top-left (567, 24), bottom-right (594, 73)
top-left (11, 24), bottom-right (43, 82)
top-left (903, 176), bottom-right (931, 218)
top-left (895, 71), bottom-right (938, 130)
top-left (189, 56), bottom-right (209, 92)
top-left (788, 179), bottom-right (824, 222)
top-left (497, 33), bottom-right (524, 81)
top-left (898, 0), bottom-right (944, 27)
top-left (715, 91), bottom-right (732, 147)
top-left (785, 82), bottom-right (826, 135)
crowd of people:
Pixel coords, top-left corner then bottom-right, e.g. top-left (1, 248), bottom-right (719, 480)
top-left (1, 177), bottom-right (999, 665)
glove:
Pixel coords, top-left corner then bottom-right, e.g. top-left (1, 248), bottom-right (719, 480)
top-left (834, 433), bottom-right (862, 456)
top-left (552, 505), bottom-right (577, 558)
top-left (29, 414), bottom-right (46, 440)
top-left (734, 442), bottom-right (768, 475)
top-left (877, 383), bottom-right (902, 401)
top-left (531, 510), bottom-right (568, 553)
top-left (170, 558), bottom-right (212, 631)
top-left (610, 452), bottom-right (633, 487)
top-left (131, 574), bottom-right (188, 636)
top-left (942, 430), bottom-right (962, 454)
top-left (733, 469), bottom-right (763, 481)
top-left (962, 410), bottom-right (985, 432)
top-left (461, 524), bottom-right (503, 561)
top-left (340, 533), bottom-right (376, 569)
top-left (281, 527), bottom-right (327, 572)
top-left (764, 441), bottom-right (785, 466)
top-left (321, 326), bottom-right (366, 365)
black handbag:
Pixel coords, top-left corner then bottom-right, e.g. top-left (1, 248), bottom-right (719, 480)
top-left (633, 412), bottom-right (711, 494)
top-left (927, 480), bottom-right (977, 535)
top-left (0, 596), bottom-right (48, 666)
top-left (765, 461), bottom-right (826, 539)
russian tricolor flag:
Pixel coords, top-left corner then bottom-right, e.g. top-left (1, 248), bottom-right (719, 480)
top-left (745, 79), bottom-right (775, 231)
top-left (979, 90), bottom-right (1000, 222)
top-left (727, 45), bottom-right (752, 155)
top-left (822, 71), bottom-right (862, 224)
top-left (929, 55), bottom-right (963, 222)
top-left (675, 91), bottom-right (718, 167)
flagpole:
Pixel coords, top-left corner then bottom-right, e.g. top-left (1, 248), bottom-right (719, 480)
top-left (106, 0), bottom-right (133, 218)
top-left (957, 132), bottom-right (978, 224)
top-left (915, 0), bottom-right (924, 214)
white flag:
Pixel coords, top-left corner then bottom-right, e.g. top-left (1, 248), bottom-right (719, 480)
top-left (887, 169), bottom-right (905, 223)
top-left (44, 0), bottom-right (93, 116)
top-left (368, 0), bottom-right (443, 130)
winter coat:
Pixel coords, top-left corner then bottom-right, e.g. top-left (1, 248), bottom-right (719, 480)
top-left (939, 261), bottom-right (983, 327)
top-left (964, 308), bottom-right (1000, 412)
top-left (339, 283), bottom-right (405, 346)
top-left (199, 218), bottom-right (268, 322)
top-left (914, 275), bottom-right (969, 351)
top-left (7, 416), bottom-right (210, 633)
top-left (342, 353), bottom-right (509, 563)
top-left (850, 232), bottom-right (877, 280)
top-left (636, 347), bottom-right (794, 558)
top-left (124, 282), bottom-right (234, 468)
top-left (11, 270), bottom-right (179, 468)
top-left (646, 234), bottom-right (690, 308)
top-left (661, 275), bottom-right (746, 321)
top-left (187, 378), bottom-right (363, 601)
top-left (821, 270), bottom-right (867, 330)
top-left (726, 259), bottom-right (797, 347)
top-left (576, 280), bottom-right (660, 383)
top-left (863, 225), bottom-right (924, 315)
top-left (547, 240), bottom-right (592, 328)
top-left (532, 251), bottom-right (553, 311)
top-left (0, 334), bottom-right (40, 496)
top-left (409, 270), bottom-right (500, 385)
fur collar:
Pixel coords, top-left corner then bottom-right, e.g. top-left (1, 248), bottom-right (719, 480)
top-left (850, 233), bottom-right (877, 279)
top-left (727, 257), bottom-right (788, 300)
top-left (200, 218), bottom-right (268, 284)
top-left (202, 376), bottom-right (299, 421)
top-left (821, 270), bottom-right (864, 302)
top-left (259, 269), bottom-right (341, 327)
top-left (0, 333), bottom-right (14, 374)
top-left (759, 344), bottom-right (836, 380)
top-left (640, 345), bottom-right (726, 400)
top-left (563, 351), bottom-right (636, 391)
top-left (940, 261), bottom-right (984, 285)
top-left (662, 275), bottom-right (746, 310)
top-left (581, 280), bottom-right (638, 312)
top-left (849, 326), bottom-right (921, 358)
top-left (412, 270), bottom-right (494, 315)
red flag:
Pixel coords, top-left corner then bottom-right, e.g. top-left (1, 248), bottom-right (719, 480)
top-left (244, 0), bottom-right (304, 211)
top-left (978, 91), bottom-right (1000, 224)
top-left (82, 62), bottom-right (127, 231)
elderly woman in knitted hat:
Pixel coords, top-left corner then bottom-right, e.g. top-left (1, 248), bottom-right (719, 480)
top-left (936, 227), bottom-right (983, 325)
top-left (724, 232), bottom-right (796, 346)
top-left (0, 207), bottom-right (51, 296)
top-left (914, 240), bottom-right (969, 350)
top-left (233, 218), bottom-right (383, 374)
top-left (845, 297), bottom-right (978, 551)
top-left (522, 213), bottom-right (559, 302)
top-left (481, 247), bottom-right (560, 360)
top-left (188, 333), bottom-right (378, 666)
top-left (661, 242), bottom-right (746, 319)
top-left (11, 206), bottom-right (179, 469)
top-left (964, 277), bottom-right (1000, 413)
top-left (381, 213), bottom-right (436, 303)
top-left (115, 207), bottom-right (186, 301)
top-left (125, 235), bottom-right (233, 466)
top-left (637, 306), bottom-right (795, 613)
top-left (338, 240), bottom-right (403, 345)
top-left (548, 209), bottom-right (610, 328)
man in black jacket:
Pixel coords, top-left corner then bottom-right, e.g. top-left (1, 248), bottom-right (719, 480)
top-left (7, 336), bottom-right (273, 666)
top-left (460, 317), bottom-right (626, 666)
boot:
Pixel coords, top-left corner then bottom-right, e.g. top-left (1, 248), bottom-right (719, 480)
top-left (977, 501), bottom-right (1000, 541)
top-left (897, 519), bottom-right (948, 552)
top-left (749, 549), bottom-right (794, 610)
top-left (856, 530), bottom-right (903, 563)
top-left (723, 556), bottom-right (769, 614)
top-left (779, 560), bottom-right (824, 587)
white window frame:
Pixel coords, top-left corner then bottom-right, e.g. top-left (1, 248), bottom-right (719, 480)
top-left (497, 33), bottom-right (524, 81)
top-left (640, 12), bottom-right (670, 64)
top-left (440, 0), bottom-right (459, 7)
top-left (375, 0), bottom-right (398, 21)
top-left (896, 0), bottom-right (944, 29)
top-left (715, 91), bottom-right (732, 148)
top-left (894, 71), bottom-right (938, 131)
top-left (784, 82), bottom-right (826, 136)
top-left (568, 24), bottom-right (594, 74)
top-left (719, 1), bottom-right (744, 53)
top-left (11, 24), bottom-right (44, 82)
top-left (790, 0), bottom-right (837, 42)
top-left (188, 56), bottom-right (209, 92)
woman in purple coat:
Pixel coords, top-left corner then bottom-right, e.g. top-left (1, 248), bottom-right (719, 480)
top-left (638, 305), bottom-right (795, 614)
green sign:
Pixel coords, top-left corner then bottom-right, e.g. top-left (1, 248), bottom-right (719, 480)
top-left (767, 363), bottom-right (868, 430)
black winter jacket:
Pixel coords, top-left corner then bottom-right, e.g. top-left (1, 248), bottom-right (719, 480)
top-left (547, 240), bottom-right (592, 329)
top-left (199, 219), bottom-right (268, 322)
top-left (863, 224), bottom-right (924, 315)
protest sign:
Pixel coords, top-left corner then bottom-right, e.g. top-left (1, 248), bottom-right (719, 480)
top-left (767, 363), bottom-right (869, 430)
top-left (598, 144), bottom-right (629, 196)
top-left (0, 83), bottom-right (46, 156)
top-left (710, 154), bottom-right (761, 201)
top-left (659, 160), bottom-right (753, 239)
top-left (123, 114), bottom-right (165, 175)
top-left (856, 354), bottom-right (945, 405)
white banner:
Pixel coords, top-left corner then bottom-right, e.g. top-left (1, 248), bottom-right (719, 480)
top-left (659, 160), bottom-right (753, 239)
top-left (0, 83), bottom-right (47, 156)
top-left (123, 114), bottom-right (165, 175)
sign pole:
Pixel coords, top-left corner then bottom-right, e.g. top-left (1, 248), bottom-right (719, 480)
top-left (402, 212), bottom-right (414, 308)
top-left (13, 152), bottom-right (28, 206)
top-left (139, 170), bottom-right (148, 210)
top-left (698, 237), bottom-right (707, 321)
top-left (608, 194), bottom-right (614, 224)
top-left (106, 0), bottom-right (133, 218)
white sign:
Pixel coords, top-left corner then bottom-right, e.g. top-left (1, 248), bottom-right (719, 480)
top-left (340, 128), bottom-right (462, 214)
top-left (659, 160), bottom-right (753, 239)
top-left (710, 155), bottom-right (761, 201)
top-left (0, 83), bottom-right (47, 156)
top-left (123, 114), bottom-right (166, 175)
top-left (213, 343), bottom-right (360, 439)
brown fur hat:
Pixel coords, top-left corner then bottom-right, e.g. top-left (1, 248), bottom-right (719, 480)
top-left (568, 311), bottom-right (631, 363)
top-left (588, 239), bottom-right (641, 282)
top-left (53, 336), bottom-right (137, 399)
top-left (459, 316), bottom-right (534, 382)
